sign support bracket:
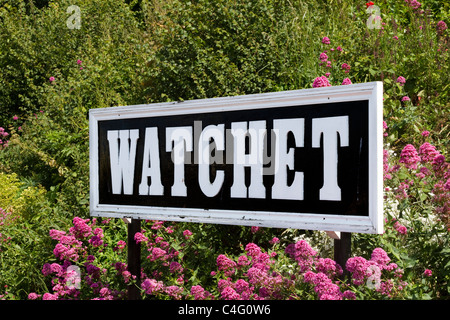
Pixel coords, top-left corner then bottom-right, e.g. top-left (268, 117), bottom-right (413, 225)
top-left (333, 232), bottom-right (351, 275)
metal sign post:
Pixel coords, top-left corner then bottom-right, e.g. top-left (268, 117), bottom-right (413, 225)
top-left (334, 232), bottom-right (352, 275)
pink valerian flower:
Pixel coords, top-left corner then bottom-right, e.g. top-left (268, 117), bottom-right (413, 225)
top-left (49, 229), bottom-right (66, 241)
top-left (165, 285), bottom-right (184, 299)
top-left (405, 0), bottom-right (421, 10)
top-left (141, 278), bottom-right (164, 295)
top-left (250, 226), bottom-right (260, 234)
top-left (190, 285), bottom-right (213, 300)
top-left (77, 59), bottom-right (82, 65)
top-left (245, 243), bottom-right (262, 258)
top-left (419, 142), bottom-right (440, 163)
top-left (89, 227), bottom-right (104, 247)
top-left (49, 76), bottom-right (55, 83)
top-left (53, 243), bottom-right (79, 261)
top-left (336, 46), bottom-right (343, 52)
top-left (311, 272), bottom-right (343, 300)
top-left (113, 262), bottom-right (132, 284)
top-left (424, 269), bottom-right (433, 277)
top-left (217, 254), bottom-right (237, 276)
top-left (52, 234), bottom-right (84, 261)
top-left (42, 262), bottom-right (64, 277)
top-left (421, 130), bottom-right (430, 137)
top-left (294, 240), bottom-right (318, 272)
top-left (234, 279), bottom-right (250, 294)
top-left (370, 248), bottom-right (391, 269)
top-left (42, 292), bottom-right (58, 300)
top-left (294, 240), bottom-right (317, 260)
top-left (134, 232), bottom-right (148, 244)
top-left (13, 115), bottom-right (18, 121)
top-left (399, 144), bottom-right (420, 169)
top-left (396, 76), bottom-right (406, 85)
top-left (182, 229), bottom-right (193, 239)
top-left (169, 261), bottom-right (183, 274)
top-left (70, 217), bottom-right (92, 239)
top-left (383, 121), bottom-right (388, 136)
top-left (149, 247), bottom-right (167, 261)
top-left (437, 21), bottom-right (448, 34)
top-left (150, 220), bottom-right (165, 230)
top-left (237, 255), bottom-right (250, 268)
top-left (319, 52), bottom-right (328, 62)
top-left (303, 270), bottom-right (316, 284)
top-left (395, 181), bottom-right (411, 200)
top-left (321, 36), bottom-right (331, 44)
top-left (221, 286), bottom-right (241, 300)
top-left (346, 256), bottom-right (370, 285)
top-left (341, 63), bottom-right (351, 73)
top-left (236, 283), bottom-right (254, 300)
top-left (86, 263), bottom-right (101, 277)
top-left (115, 240), bottom-right (126, 251)
top-left (383, 149), bottom-right (392, 180)
top-left (401, 96), bottom-right (410, 101)
top-left (393, 35), bottom-right (399, 40)
top-left (312, 76), bottom-right (331, 88)
top-left (394, 221), bottom-right (408, 235)
top-left (246, 266), bottom-right (268, 286)
top-left (341, 78), bottom-right (352, 85)
top-left (432, 154), bottom-right (448, 175)
top-left (315, 258), bottom-right (343, 278)
top-left (342, 290), bottom-right (356, 300)
top-left (269, 237), bottom-right (279, 245)
top-left (28, 292), bottom-right (41, 300)
top-left (217, 279), bottom-right (233, 292)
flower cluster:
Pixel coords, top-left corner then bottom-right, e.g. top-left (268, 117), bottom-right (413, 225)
top-left (404, 0), bottom-right (422, 11)
top-left (313, 36), bottom-right (353, 87)
top-left (384, 132), bottom-right (450, 230)
top-left (396, 76), bottom-right (406, 86)
top-left (24, 215), bottom-right (428, 300)
top-left (399, 144), bottom-right (421, 169)
top-left (213, 242), bottom-right (288, 300)
top-left (312, 76), bottom-right (331, 88)
top-left (0, 127), bottom-right (9, 150)
top-left (437, 21), bottom-right (447, 35)
top-left (28, 218), bottom-right (127, 300)
top-left (346, 248), bottom-right (407, 298)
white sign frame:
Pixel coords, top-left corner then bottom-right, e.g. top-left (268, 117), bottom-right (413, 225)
top-left (89, 82), bottom-right (383, 234)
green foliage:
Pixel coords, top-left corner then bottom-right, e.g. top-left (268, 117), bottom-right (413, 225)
top-left (0, 0), bottom-right (449, 300)
top-left (0, 173), bottom-right (69, 298)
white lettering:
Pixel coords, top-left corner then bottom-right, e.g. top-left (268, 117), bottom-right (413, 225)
top-left (230, 121), bottom-right (266, 199)
top-left (272, 118), bottom-right (304, 200)
top-left (166, 127), bottom-right (193, 197)
top-left (312, 116), bottom-right (349, 201)
top-left (198, 124), bottom-right (225, 197)
top-left (107, 129), bottom-right (139, 195)
top-left (139, 127), bottom-right (163, 196)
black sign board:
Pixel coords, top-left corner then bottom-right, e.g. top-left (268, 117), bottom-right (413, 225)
top-left (90, 82), bottom-right (383, 234)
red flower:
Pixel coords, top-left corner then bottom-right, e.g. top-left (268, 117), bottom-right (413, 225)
top-left (366, 2), bottom-right (375, 8)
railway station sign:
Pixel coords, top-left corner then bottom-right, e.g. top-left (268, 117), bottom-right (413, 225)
top-left (89, 82), bottom-right (383, 234)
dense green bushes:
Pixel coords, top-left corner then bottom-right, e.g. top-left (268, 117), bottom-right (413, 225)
top-left (0, 0), bottom-right (449, 299)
